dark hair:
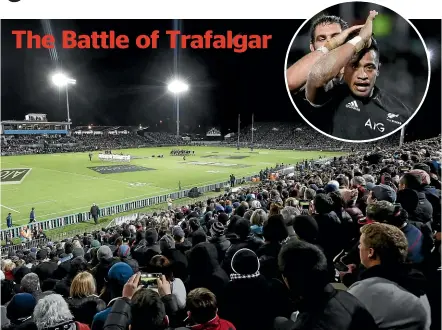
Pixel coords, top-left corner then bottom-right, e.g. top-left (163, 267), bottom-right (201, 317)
top-left (400, 172), bottom-right (422, 191)
top-left (186, 288), bottom-right (218, 325)
top-left (310, 15), bottom-right (348, 43)
top-left (131, 289), bottom-right (166, 330)
top-left (64, 242), bottom-right (73, 254)
top-left (263, 215), bottom-right (288, 242)
top-left (278, 239), bottom-right (329, 297)
top-left (313, 193), bottom-right (334, 214)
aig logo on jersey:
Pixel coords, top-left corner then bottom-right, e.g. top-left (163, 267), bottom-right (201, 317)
top-left (365, 119), bottom-right (385, 132)
top-left (387, 113), bottom-right (402, 125)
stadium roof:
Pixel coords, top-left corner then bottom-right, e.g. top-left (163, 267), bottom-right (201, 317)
top-left (72, 125), bottom-right (137, 132)
top-left (1, 120), bottom-right (70, 125)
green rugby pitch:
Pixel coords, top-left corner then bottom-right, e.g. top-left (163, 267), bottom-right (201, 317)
top-left (0, 146), bottom-right (343, 228)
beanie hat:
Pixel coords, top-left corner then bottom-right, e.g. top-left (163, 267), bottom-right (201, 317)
top-left (91, 240), bottom-right (101, 248)
top-left (72, 247), bottom-right (85, 258)
top-left (145, 229), bottom-right (159, 245)
top-left (224, 205), bottom-right (233, 214)
top-left (108, 262), bottom-right (134, 286)
top-left (172, 225), bottom-right (185, 239)
top-left (36, 249), bottom-right (48, 261)
top-left (6, 293), bottom-right (36, 322)
top-left (97, 245), bottom-right (113, 261)
top-left (234, 218), bottom-right (251, 240)
top-left (409, 169), bottom-right (430, 185)
top-left (159, 235), bottom-right (175, 251)
top-left (293, 215), bottom-right (319, 244)
top-left (118, 244), bottom-right (131, 257)
top-left (210, 222), bottom-right (225, 237)
top-left (230, 248), bottom-right (260, 280)
top-left (372, 184), bottom-right (397, 203)
top-left (324, 183), bottom-right (338, 193)
top-left (215, 204), bottom-right (225, 212)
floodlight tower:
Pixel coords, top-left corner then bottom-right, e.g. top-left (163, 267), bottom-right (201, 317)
top-left (167, 79), bottom-right (189, 142)
top-left (51, 73), bottom-right (76, 130)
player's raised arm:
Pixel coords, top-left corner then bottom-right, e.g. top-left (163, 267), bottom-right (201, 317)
top-left (286, 23), bottom-right (363, 92)
top-left (305, 10), bottom-right (378, 105)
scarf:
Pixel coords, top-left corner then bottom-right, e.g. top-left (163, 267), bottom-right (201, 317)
top-left (230, 271), bottom-right (260, 281)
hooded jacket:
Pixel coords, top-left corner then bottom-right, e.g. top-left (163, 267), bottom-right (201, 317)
top-left (187, 243), bottom-right (229, 301)
top-left (273, 284), bottom-right (377, 330)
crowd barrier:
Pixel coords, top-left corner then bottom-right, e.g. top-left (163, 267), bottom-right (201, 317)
top-left (1, 237), bottom-right (50, 255)
top-left (0, 176), bottom-right (257, 242)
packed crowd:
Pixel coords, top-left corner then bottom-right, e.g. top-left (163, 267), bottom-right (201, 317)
top-left (1, 122), bottom-right (409, 156)
top-left (1, 132), bottom-right (187, 156)
top-left (1, 135), bottom-right (440, 330)
top-left (228, 122), bottom-right (401, 150)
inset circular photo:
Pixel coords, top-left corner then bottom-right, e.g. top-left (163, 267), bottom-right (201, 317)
top-left (285, 2), bottom-right (431, 143)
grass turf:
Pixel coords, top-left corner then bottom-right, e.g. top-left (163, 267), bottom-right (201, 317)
top-left (0, 146), bottom-right (343, 227)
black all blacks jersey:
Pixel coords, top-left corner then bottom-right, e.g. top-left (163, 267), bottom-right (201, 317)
top-left (294, 83), bottom-right (413, 141)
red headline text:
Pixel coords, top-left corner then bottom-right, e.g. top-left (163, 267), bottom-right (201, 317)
top-left (11, 30), bottom-right (272, 53)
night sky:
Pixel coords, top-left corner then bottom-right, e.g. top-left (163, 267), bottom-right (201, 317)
top-left (1, 19), bottom-right (441, 138)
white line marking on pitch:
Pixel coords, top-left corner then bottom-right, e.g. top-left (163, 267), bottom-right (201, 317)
top-left (1, 162), bottom-right (152, 192)
top-left (0, 205), bottom-right (20, 213)
top-left (11, 200), bottom-right (56, 208)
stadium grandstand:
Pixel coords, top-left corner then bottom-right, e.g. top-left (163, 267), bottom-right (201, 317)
top-left (0, 115), bottom-right (441, 330)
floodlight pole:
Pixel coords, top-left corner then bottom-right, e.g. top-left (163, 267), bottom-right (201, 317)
top-left (65, 85), bottom-right (71, 130)
top-left (176, 94), bottom-right (180, 144)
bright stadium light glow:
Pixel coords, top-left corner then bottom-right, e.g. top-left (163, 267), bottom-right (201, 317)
top-left (167, 79), bottom-right (189, 94)
top-left (51, 73), bottom-right (76, 87)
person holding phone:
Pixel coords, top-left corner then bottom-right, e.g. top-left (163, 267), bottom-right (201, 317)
top-left (149, 255), bottom-right (187, 309)
top-left (102, 272), bottom-right (179, 330)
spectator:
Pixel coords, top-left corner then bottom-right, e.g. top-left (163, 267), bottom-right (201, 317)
top-left (67, 272), bottom-right (106, 325)
top-left (182, 288), bottom-right (235, 330)
top-left (275, 239), bottom-right (378, 330)
top-left (33, 294), bottom-right (90, 330)
top-left (348, 223), bottom-right (431, 329)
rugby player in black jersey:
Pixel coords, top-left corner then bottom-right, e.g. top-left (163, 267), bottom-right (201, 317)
top-left (286, 15), bottom-right (363, 93)
top-left (288, 11), bottom-right (413, 141)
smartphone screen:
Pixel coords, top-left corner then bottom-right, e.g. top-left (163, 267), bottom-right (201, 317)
top-left (299, 200), bottom-right (310, 209)
top-left (140, 273), bottom-right (162, 289)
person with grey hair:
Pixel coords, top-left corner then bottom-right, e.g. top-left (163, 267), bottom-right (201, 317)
top-left (250, 209), bottom-right (268, 239)
top-left (281, 206), bottom-right (300, 238)
top-left (304, 188), bottom-right (316, 201)
top-left (351, 176), bottom-right (366, 188)
top-left (363, 174), bottom-right (375, 184)
top-left (21, 273), bottom-right (51, 301)
top-left (33, 294), bottom-right (89, 330)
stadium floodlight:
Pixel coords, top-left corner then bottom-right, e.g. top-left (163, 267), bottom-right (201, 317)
top-left (167, 79), bottom-right (189, 144)
top-left (167, 79), bottom-right (189, 94)
top-left (51, 72), bottom-right (76, 130)
top-left (51, 73), bottom-right (76, 87)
